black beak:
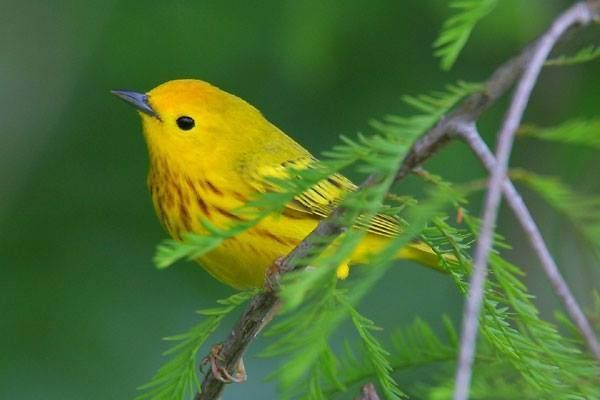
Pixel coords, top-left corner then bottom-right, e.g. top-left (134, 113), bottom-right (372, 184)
top-left (111, 89), bottom-right (157, 118)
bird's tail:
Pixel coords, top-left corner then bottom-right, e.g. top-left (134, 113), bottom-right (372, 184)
top-left (337, 237), bottom-right (452, 279)
top-left (396, 242), bottom-right (450, 273)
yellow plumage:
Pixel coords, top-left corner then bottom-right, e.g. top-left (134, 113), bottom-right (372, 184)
top-left (114, 79), bottom-right (441, 289)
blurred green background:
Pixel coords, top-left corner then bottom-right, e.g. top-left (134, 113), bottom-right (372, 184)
top-left (2, 0), bottom-right (599, 398)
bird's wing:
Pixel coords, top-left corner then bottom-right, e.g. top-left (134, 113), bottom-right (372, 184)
top-left (250, 157), bottom-right (403, 237)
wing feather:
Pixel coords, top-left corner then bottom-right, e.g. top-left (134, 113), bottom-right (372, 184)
top-left (250, 157), bottom-right (403, 237)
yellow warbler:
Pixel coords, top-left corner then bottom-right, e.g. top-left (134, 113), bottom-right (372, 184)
top-left (112, 79), bottom-right (441, 289)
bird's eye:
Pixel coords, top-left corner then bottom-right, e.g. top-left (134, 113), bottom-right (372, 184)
top-left (176, 116), bottom-right (195, 131)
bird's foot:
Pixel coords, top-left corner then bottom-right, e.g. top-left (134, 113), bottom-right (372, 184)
top-left (201, 344), bottom-right (247, 384)
top-left (265, 256), bottom-right (285, 291)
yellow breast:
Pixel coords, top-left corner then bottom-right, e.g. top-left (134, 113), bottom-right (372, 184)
top-left (147, 153), bottom-right (312, 288)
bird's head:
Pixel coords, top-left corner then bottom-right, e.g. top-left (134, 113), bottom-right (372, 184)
top-left (112, 79), bottom-right (270, 170)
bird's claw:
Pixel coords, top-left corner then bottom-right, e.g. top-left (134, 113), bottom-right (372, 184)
top-left (265, 256), bottom-right (285, 291)
top-left (201, 344), bottom-right (247, 384)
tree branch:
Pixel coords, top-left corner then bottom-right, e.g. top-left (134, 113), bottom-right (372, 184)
top-left (456, 122), bottom-right (600, 360)
top-left (197, 2), bottom-right (600, 399)
top-left (453, 4), bottom-right (599, 400)
top-left (394, 1), bottom-right (599, 181)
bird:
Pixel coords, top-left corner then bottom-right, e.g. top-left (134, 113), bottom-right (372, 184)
top-left (112, 79), bottom-right (442, 289)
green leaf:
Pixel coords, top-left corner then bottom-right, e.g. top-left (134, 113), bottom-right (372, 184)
top-left (374, 81), bottom-right (482, 139)
top-left (345, 302), bottom-right (407, 400)
top-left (154, 233), bottom-right (224, 270)
top-left (545, 45), bottom-right (600, 67)
top-left (135, 290), bottom-right (256, 400)
top-left (518, 118), bottom-right (600, 150)
top-left (511, 169), bottom-right (600, 261)
top-left (321, 316), bottom-right (458, 398)
top-left (433, 0), bottom-right (498, 70)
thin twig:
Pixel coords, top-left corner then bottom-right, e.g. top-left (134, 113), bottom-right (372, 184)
top-left (197, 2), bottom-right (600, 399)
top-left (452, 4), bottom-right (599, 400)
top-left (456, 122), bottom-right (600, 360)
